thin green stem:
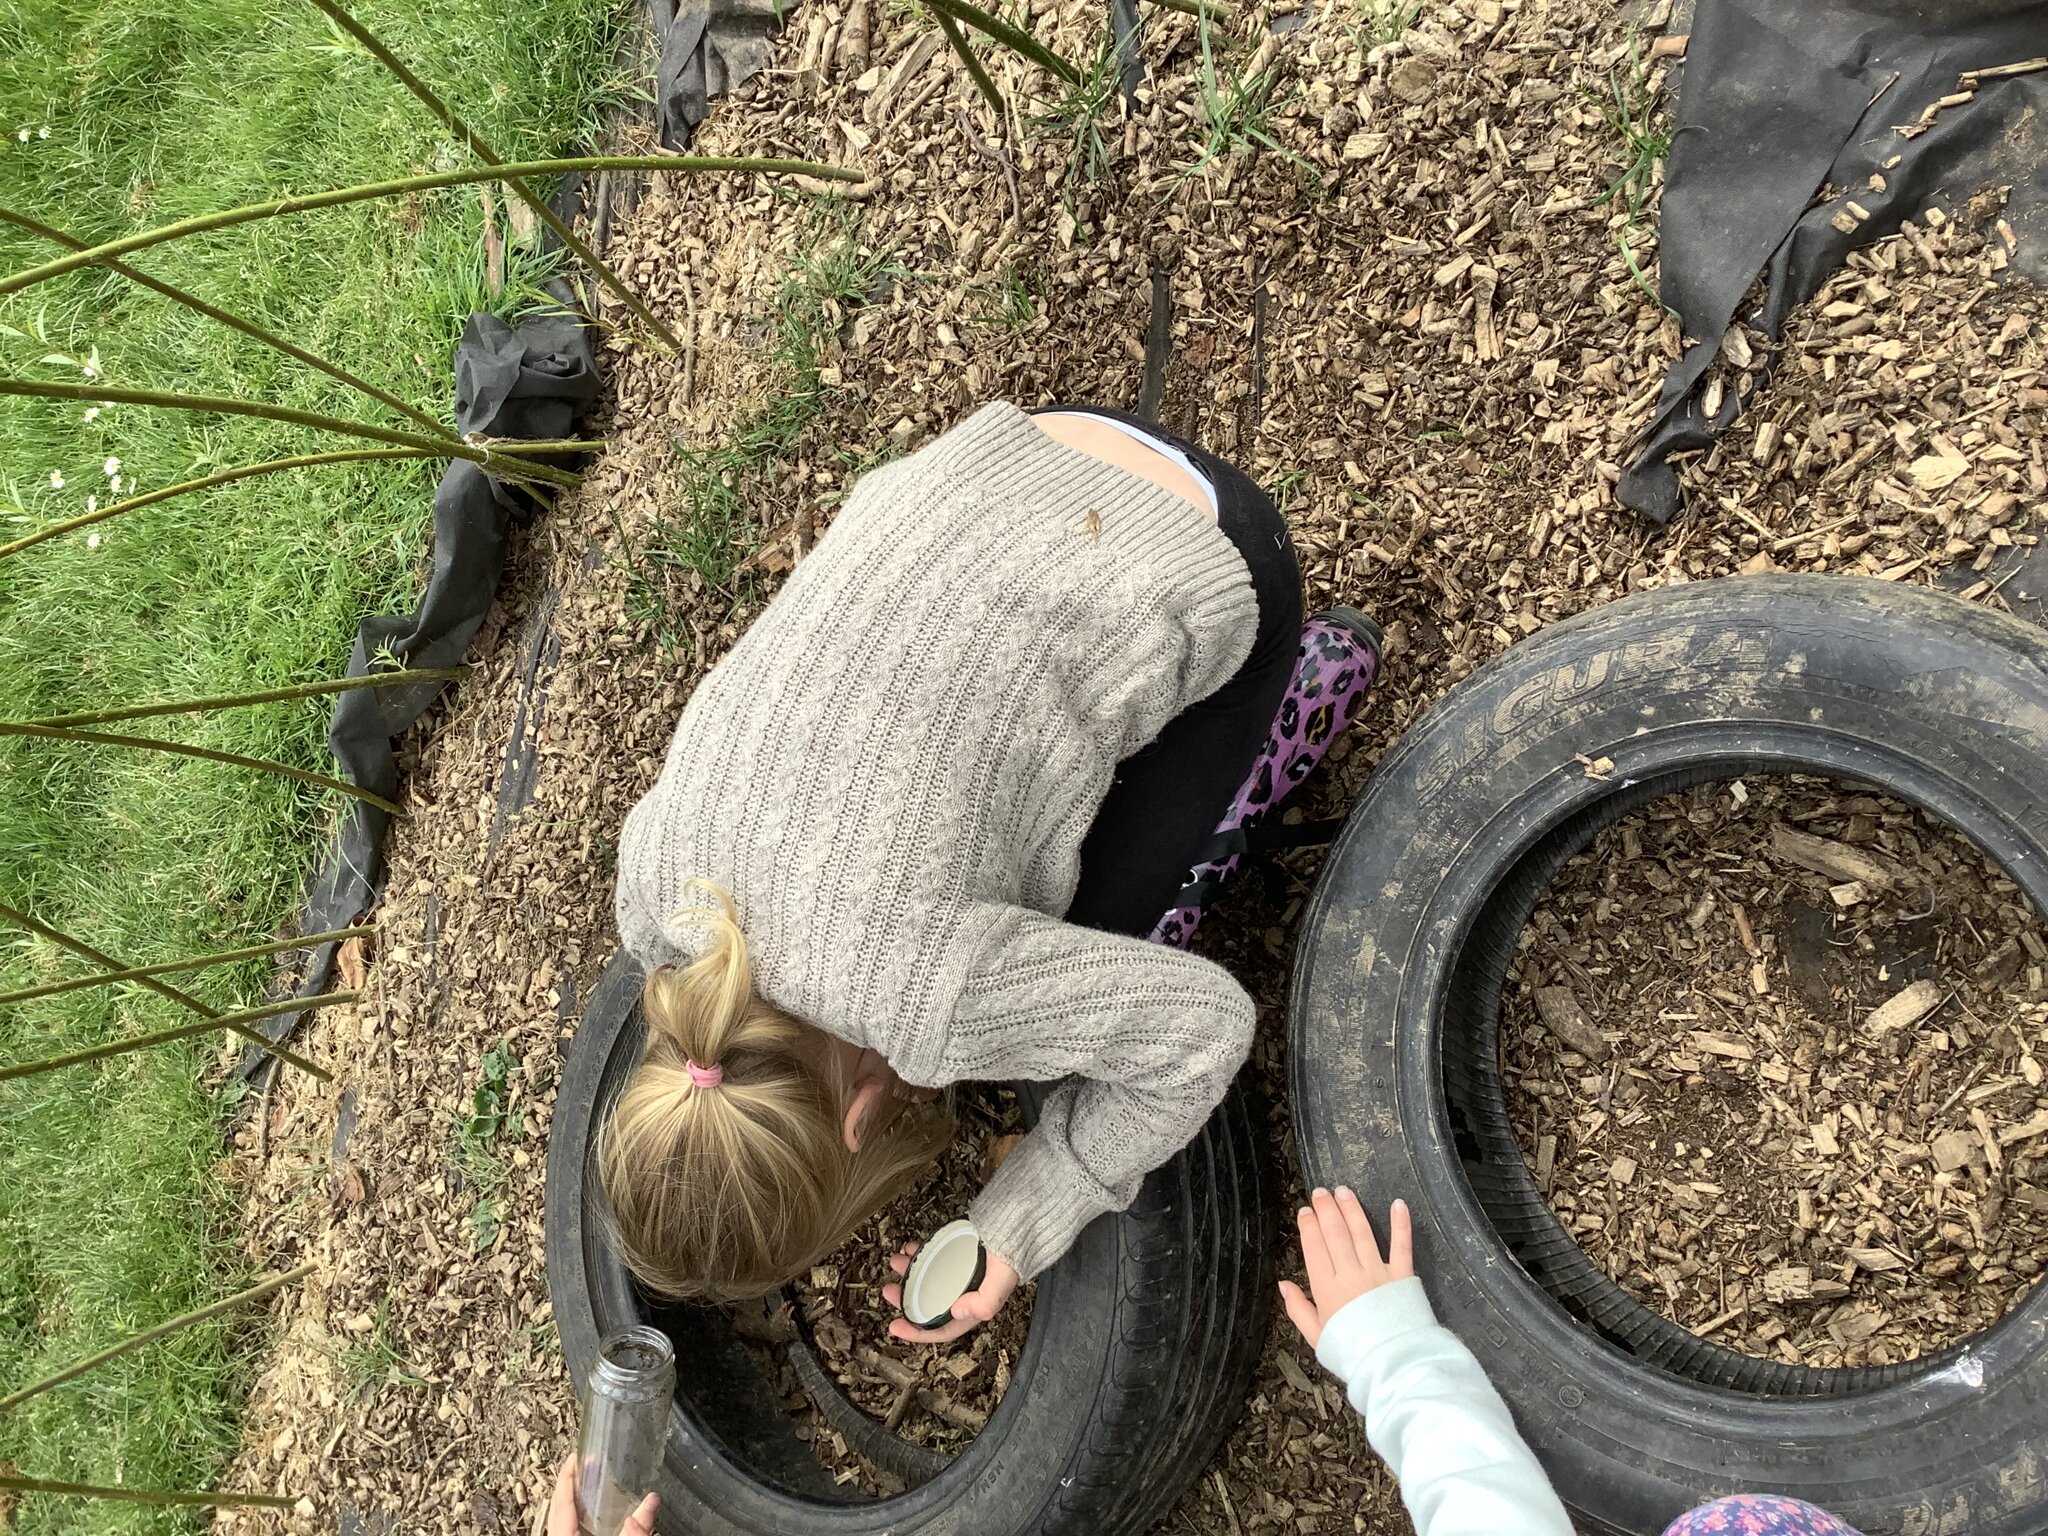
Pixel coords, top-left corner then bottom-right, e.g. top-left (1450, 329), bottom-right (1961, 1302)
top-left (0, 448), bottom-right (439, 560)
top-left (0, 379), bottom-right (580, 490)
top-left (0, 205), bottom-right (458, 441)
top-left (0, 1263), bottom-right (317, 1416)
top-left (919, 0), bottom-right (1078, 84)
top-left (0, 926), bottom-right (374, 1008)
top-left (0, 722), bottom-right (402, 814)
top-left (0, 902), bottom-right (329, 1080)
top-left (0, 991), bottom-right (356, 1082)
top-left (1141, 0), bottom-right (1239, 17)
top-left (929, 5), bottom-right (1007, 115)
top-left (487, 438), bottom-right (607, 455)
top-left (0, 1474), bottom-right (297, 1510)
top-left (22, 669), bottom-right (459, 728)
top-left (0, 156), bottom-right (864, 299)
top-left (304, 0), bottom-right (688, 353)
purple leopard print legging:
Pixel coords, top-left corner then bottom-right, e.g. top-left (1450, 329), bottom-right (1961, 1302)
top-left (1663, 1496), bottom-right (1866, 1536)
top-left (1147, 613), bottom-right (1378, 947)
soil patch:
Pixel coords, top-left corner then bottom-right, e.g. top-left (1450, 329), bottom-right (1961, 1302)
top-left (1503, 775), bottom-right (2048, 1371)
top-left (758, 1087), bottom-right (1036, 1492)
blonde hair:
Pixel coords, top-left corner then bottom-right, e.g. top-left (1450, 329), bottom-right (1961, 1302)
top-left (598, 886), bottom-right (952, 1302)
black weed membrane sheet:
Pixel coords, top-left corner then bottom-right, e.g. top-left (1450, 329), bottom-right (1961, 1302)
top-left (1622, 0), bottom-right (2048, 523)
top-left (235, 309), bottom-right (598, 1074)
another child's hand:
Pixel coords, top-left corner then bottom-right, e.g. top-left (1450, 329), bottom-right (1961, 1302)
top-left (1278, 1187), bottom-right (1413, 1350)
top-left (881, 1242), bottom-right (1022, 1344)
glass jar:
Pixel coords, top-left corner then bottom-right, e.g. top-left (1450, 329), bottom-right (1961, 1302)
top-left (575, 1325), bottom-right (675, 1534)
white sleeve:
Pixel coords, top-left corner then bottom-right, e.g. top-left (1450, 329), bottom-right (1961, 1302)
top-left (1313, 1277), bottom-right (1574, 1536)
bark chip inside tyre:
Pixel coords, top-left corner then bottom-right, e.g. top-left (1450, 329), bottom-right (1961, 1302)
top-left (544, 951), bottom-right (1276, 1536)
top-left (1289, 576), bottom-right (2048, 1536)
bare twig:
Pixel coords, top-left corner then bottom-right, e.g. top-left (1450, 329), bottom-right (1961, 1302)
top-left (0, 925), bottom-right (375, 1008)
top-left (0, 378), bottom-right (581, 490)
top-left (0, 722), bottom-right (403, 814)
top-left (0, 448), bottom-right (438, 560)
top-left (929, 5), bottom-right (1006, 115)
top-left (918, 0), bottom-right (1077, 84)
top-left (0, 1473), bottom-right (296, 1510)
top-left (0, 155), bottom-right (864, 299)
top-left (20, 670), bottom-right (458, 729)
top-left (958, 109), bottom-right (1022, 226)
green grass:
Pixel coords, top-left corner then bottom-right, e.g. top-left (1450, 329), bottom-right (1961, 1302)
top-left (0, 2), bottom-right (623, 1530)
top-left (623, 209), bottom-right (898, 639)
top-left (1175, 12), bottom-right (1308, 188)
top-left (452, 1039), bottom-right (524, 1252)
top-left (1587, 33), bottom-right (1672, 310)
top-left (316, 1298), bottom-right (427, 1410)
top-left (1035, 34), bottom-right (1122, 195)
top-left (1347, 0), bottom-right (1427, 48)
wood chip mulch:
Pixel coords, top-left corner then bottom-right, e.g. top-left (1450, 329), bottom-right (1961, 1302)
top-left (210, 0), bottom-right (2043, 1531)
top-left (1503, 776), bottom-right (2048, 1373)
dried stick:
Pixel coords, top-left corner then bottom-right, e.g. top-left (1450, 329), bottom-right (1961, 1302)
top-left (918, 0), bottom-right (1078, 83)
top-left (929, 5), bottom-right (1006, 115)
top-left (0, 379), bottom-right (581, 490)
top-left (0, 723), bottom-right (403, 814)
top-left (0, 1473), bottom-right (297, 1510)
top-left (0, 155), bottom-right (864, 298)
top-left (23, 669), bottom-right (459, 729)
top-left (0, 448), bottom-right (438, 559)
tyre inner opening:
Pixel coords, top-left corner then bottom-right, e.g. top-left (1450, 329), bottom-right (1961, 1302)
top-left (626, 1083), bottom-right (1035, 1501)
top-left (1442, 767), bottom-right (2048, 1396)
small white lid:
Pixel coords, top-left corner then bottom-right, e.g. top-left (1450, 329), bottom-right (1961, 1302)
top-left (902, 1219), bottom-right (985, 1329)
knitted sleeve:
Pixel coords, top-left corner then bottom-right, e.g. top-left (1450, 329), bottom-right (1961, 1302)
top-left (927, 904), bottom-right (1257, 1280)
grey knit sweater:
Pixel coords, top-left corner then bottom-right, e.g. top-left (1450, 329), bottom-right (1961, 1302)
top-left (614, 402), bottom-right (1261, 1281)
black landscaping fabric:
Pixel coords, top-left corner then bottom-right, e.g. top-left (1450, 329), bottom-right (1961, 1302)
top-left (1620, 0), bottom-right (2048, 523)
top-left (235, 309), bottom-right (598, 1075)
top-left (652, 0), bottom-right (790, 147)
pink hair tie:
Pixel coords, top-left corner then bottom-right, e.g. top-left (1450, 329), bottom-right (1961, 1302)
top-left (685, 1059), bottom-right (725, 1089)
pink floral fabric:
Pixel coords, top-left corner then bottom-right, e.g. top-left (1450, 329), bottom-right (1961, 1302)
top-left (1663, 1495), bottom-right (1864, 1536)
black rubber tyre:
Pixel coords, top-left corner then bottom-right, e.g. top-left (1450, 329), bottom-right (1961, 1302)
top-left (545, 952), bottom-right (1275, 1536)
top-left (1289, 576), bottom-right (2048, 1536)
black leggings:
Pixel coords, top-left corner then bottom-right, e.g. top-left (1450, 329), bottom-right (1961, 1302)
top-left (1041, 407), bottom-right (1304, 937)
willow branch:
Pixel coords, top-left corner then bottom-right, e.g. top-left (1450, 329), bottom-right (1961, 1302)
top-left (0, 205), bottom-right (457, 440)
top-left (919, 0), bottom-right (1078, 83)
top-left (304, 0), bottom-right (688, 352)
top-left (0, 1263), bottom-right (317, 1416)
top-left (0, 723), bottom-right (401, 813)
top-left (0, 902), bottom-right (329, 1080)
top-left (0, 991), bottom-right (356, 1082)
top-left (0, 1474), bottom-right (297, 1510)
top-left (0, 926), bottom-right (374, 1008)
top-left (929, 5), bottom-right (1007, 115)
top-left (0, 156), bottom-right (865, 298)
top-left (0, 379), bottom-right (580, 490)
top-left (22, 669), bottom-right (459, 728)
top-left (0, 448), bottom-right (438, 560)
